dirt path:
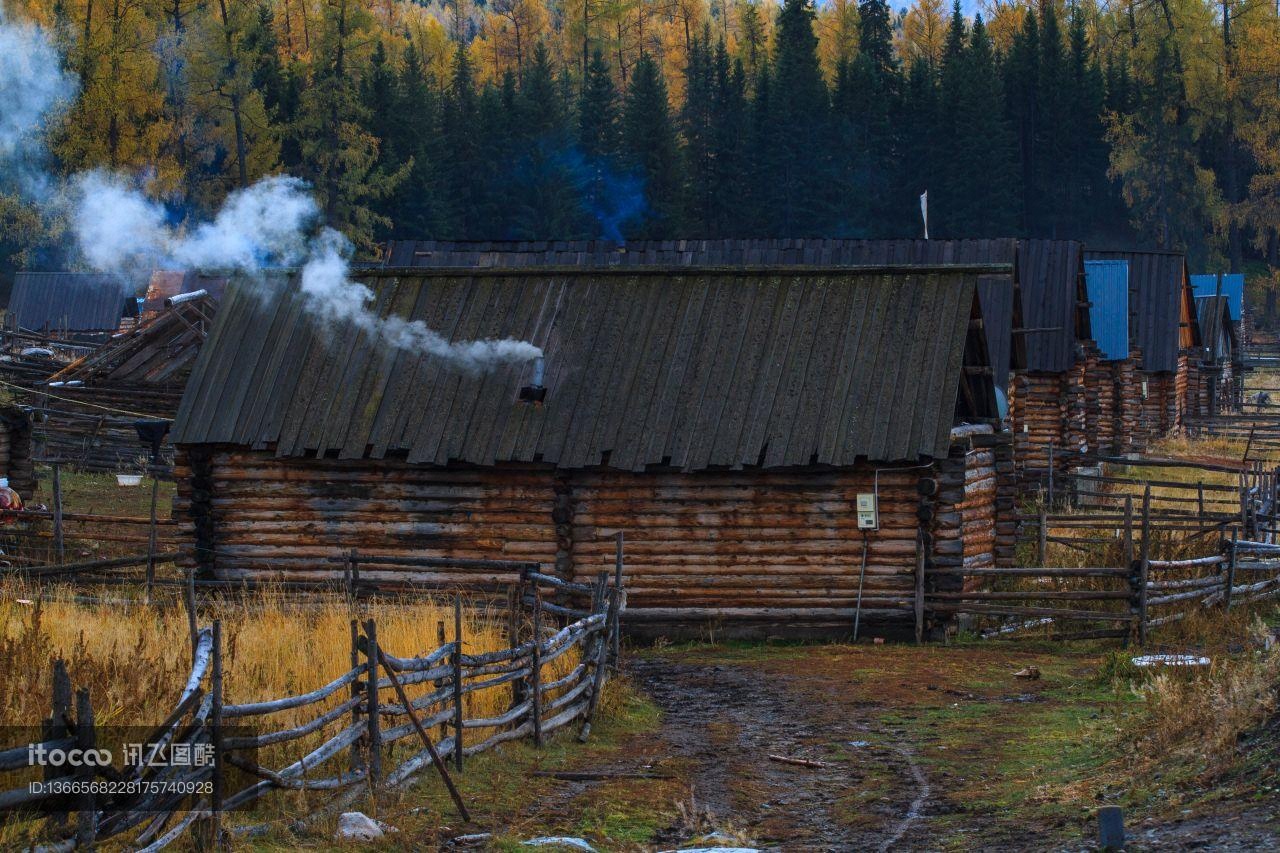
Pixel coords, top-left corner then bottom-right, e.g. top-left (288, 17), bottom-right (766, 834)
top-left (630, 658), bottom-right (931, 850)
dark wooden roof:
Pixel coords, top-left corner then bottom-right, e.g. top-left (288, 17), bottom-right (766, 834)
top-left (8, 272), bottom-right (133, 332)
top-left (1017, 240), bottom-right (1088, 372)
top-left (1084, 249), bottom-right (1198, 373)
top-left (1195, 295), bottom-right (1237, 363)
top-left (382, 238), bottom-right (1025, 389)
top-left (173, 266), bottom-right (1000, 468)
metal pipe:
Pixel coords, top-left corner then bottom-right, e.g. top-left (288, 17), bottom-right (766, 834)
top-left (164, 289), bottom-right (208, 307)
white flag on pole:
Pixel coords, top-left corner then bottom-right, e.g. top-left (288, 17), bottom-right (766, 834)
top-left (920, 190), bottom-right (929, 240)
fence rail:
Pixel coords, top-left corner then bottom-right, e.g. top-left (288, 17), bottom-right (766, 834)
top-left (0, 566), bottom-right (625, 850)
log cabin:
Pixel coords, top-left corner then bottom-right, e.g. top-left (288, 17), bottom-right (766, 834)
top-left (1084, 249), bottom-right (1200, 447)
top-left (6, 272), bottom-right (136, 343)
top-left (28, 295), bottom-right (217, 472)
top-left (1082, 259), bottom-right (1141, 454)
top-left (1193, 295), bottom-right (1241, 415)
top-left (999, 240), bottom-right (1094, 481)
top-left (171, 264), bottom-right (1016, 639)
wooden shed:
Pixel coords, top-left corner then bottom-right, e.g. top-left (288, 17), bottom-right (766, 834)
top-left (997, 240), bottom-right (1094, 480)
top-left (1083, 249), bottom-right (1200, 447)
top-left (1082, 259), bottom-right (1142, 454)
top-left (27, 294), bottom-right (217, 471)
top-left (1193, 295), bottom-right (1241, 415)
top-left (6, 272), bottom-right (136, 342)
top-left (172, 264), bottom-right (1016, 639)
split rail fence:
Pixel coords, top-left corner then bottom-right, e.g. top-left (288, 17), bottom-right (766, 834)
top-left (935, 487), bottom-right (1280, 642)
top-left (0, 568), bottom-right (624, 850)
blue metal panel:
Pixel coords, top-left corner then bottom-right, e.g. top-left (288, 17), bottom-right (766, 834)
top-left (1085, 260), bottom-right (1130, 361)
top-left (1190, 273), bottom-right (1244, 321)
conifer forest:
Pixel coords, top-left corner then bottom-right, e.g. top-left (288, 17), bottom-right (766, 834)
top-left (2, 0), bottom-right (1279, 273)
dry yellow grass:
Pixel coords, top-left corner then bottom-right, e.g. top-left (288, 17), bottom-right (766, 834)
top-left (0, 581), bottom-right (580, 807)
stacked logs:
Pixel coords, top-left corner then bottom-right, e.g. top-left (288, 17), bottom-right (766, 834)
top-left (1115, 353), bottom-right (1143, 452)
top-left (1010, 373), bottom-right (1066, 478)
top-left (1063, 361), bottom-right (1089, 455)
top-left (989, 433), bottom-right (1018, 568)
top-left (568, 467), bottom-right (922, 637)
top-left (0, 407), bottom-right (35, 500)
top-left (176, 447), bottom-right (985, 638)
top-left (1082, 349), bottom-right (1117, 454)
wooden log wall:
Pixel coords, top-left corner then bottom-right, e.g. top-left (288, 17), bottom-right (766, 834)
top-left (28, 385), bottom-right (183, 472)
top-left (1082, 349), bottom-right (1118, 454)
top-left (1010, 367), bottom-right (1086, 480)
top-left (0, 409), bottom-right (35, 500)
top-left (175, 449), bottom-right (559, 582)
top-left (988, 433), bottom-right (1018, 568)
top-left (1115, 353), bottom-right (1143, 453)
top-left (1172, 354), bottom-right (1191, 433)
top-left (565, 467), bottom-right (923, 636)
top-left (1010, 373), bottom-right (1065, 476)
top-left (175, 445), bottom-right (1015, 638)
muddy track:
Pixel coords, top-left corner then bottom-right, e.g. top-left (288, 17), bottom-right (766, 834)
top-left (630, 658), bottom-right (930, 851)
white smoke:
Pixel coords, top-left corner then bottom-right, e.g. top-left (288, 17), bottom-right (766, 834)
top-left (0, 6), bottom-right (541, 374)
top-left (0, 5), bottom-right (77, 198)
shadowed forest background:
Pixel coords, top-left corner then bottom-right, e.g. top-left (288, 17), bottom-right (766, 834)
top-left (3, 0), bottom-right (1280, 279)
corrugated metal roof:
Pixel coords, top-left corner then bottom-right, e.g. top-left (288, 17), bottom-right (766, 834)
top-left (1016, 240), bottom-right (1088, 372)
top-left (1195, 295), bottom-right (1238, 363)
top-left (173, 266), bottom-right (998, 468)
top-left (382, 238), bottom-right (1025, 389)
top-left (8, 272), bottom-right (133, 332)
top-left (1083, 250), bottom-right (1196, 373)
top-left (1084, 260), bottom-right (1131, 361)
top-left (1190, 273), bottom-right (1244, 321)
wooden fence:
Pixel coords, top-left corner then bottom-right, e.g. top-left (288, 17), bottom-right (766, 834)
top-left (0, 569), bottom-right (624, 850)
top-left (938, 492), bottom-right (1280, 642)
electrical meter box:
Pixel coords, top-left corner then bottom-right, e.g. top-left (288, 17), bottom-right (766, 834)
top-left (856, 493), bottom-right (879, 530)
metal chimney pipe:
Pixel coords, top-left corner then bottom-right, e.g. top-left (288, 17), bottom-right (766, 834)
top-left (165, 289), bottom-right (208, 307)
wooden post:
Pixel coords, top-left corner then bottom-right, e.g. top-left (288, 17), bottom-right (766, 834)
top-left (531, 589), bottom-right (543, 748)
top-left (579, 586), bottom-right (619, 743)
top-left (184, 568), bottom-right (199, 664)
top-left (372, 646), bottom-right (470, 821)
top-left (1123, 496), bottom-right (1134, 569)
top-left (349, 620), bottom-right (364, 776)
top-left (52, 463), bottom-right (63, 566)
top-left (362, 619), bottom-right (381, 796)
top-left (611, 532), bottom-right (624, 665)
top-left (45, 659), bottom-right (71, 831)
top-left (437, 619), bottom-right (450, 740)
top-left (1225, 530), bottom-right (1238, 612)
top-left (145, 474), bottom-right (159, 603)
top-left (1047, 443), bottom-right (1055, 507)
top-left (349, 549), bottom-right (360, 598)
top-left (1037, 503), bottom-right (1048, 567)
top-left (452, 599), bottom-right (464, 773)
top-left (1138, 486), bottom-right (1151, 646)
top-left (913, 531), bottom-right (926, 645)
top-left (74, 688), bottom-right (95, 847)
top-left (209, 619), bottom-right (223, 849)
top-left (1197, 482), bottom-right (1205, 517)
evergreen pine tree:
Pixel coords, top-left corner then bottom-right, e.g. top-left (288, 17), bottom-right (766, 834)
top-left (1035, 0), bottom-right (1070, 235)
top-left (1004, 6), bottom-right (1040, 232)
top-left (621, 53), bottom-right (684, 237)
top-left (769, 0), bottom-right (832, 234)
